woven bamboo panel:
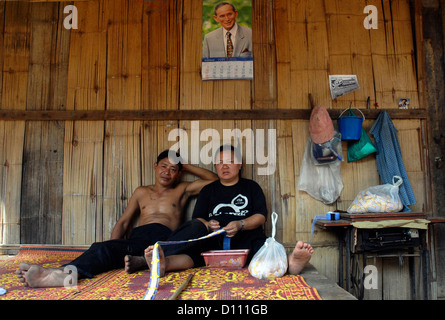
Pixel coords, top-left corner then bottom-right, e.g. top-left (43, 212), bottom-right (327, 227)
top-left (63, 0), bottom-right (106, 244)
top-left (274, 0), bottom-right (331, 109)
top-left (102, 0), bottom-right (143, 239)
top-left (141, 0), bottom-right (181, 110)
top-left (63, 121), bottom-right (104, 244)
top-left (20, 3), bottom-right (67, 244)
top-left (0, 1), bottom-right (30, 244)
top-left (0, 122), bottom-right (25, 245)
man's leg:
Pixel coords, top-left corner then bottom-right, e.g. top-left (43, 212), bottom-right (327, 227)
top-left (67, 239), bottom-right (136, 278)
top-left (16, 224), bottom-right (172, 287)
top-left (125, 219), bottom-right (208, 273)
top-left (144, 245), bottom-right (194, 277)
top-left (162, 219), bottom-right (209, 256)
top-left (68, 223), bottom-right (172, 278)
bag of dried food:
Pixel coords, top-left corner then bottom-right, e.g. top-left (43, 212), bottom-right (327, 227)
top-left (248, 212), bottom-right (288, 279)
top-left (347, 176), bottom-right (404, 213)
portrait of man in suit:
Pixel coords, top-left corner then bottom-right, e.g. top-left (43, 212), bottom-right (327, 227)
top-left (202, 2), bottom-right (253, 59)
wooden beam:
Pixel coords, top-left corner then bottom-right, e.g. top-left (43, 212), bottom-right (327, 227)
top-left (26, 0), bottom-right (90, 2)
top-left (0, 108), bottom-right (428, 121)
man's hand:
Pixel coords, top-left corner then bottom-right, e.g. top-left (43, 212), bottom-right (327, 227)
top-left (208, 219), bottom-right (221, 232)
top-left (223, 220), bottom-right (243, 238)
top-left (208, 219), bottom-right (241, 237)
top-left (208, 214), bottom-right (265, 238)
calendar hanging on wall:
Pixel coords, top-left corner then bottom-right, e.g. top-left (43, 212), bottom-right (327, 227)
top-left (201, 0), bottom-right (253, 81)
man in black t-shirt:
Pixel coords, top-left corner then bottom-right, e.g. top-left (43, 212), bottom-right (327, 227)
top-left (144, 145), bottom-right (314, 277)
top-left (189, 176), bottom-right (268, 266)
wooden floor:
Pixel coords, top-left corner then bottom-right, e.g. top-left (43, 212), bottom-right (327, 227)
top-left (301, 263), bottom-right (357, 300)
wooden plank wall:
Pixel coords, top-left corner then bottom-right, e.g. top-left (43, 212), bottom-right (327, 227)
top-left (421, 0), bottom-right (445, 300)
top-left (0, 0), bottom-right (431, 299)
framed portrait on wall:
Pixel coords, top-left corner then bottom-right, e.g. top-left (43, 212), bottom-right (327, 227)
top-left (201, 0), bottom-right (253, 80)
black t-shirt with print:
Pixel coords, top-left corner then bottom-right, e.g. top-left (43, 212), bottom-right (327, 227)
top-left (192, 178), bottom-right (268, 252)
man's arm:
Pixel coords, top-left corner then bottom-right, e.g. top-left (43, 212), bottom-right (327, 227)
top-left (212, 214), bottom-right (266, 237)
top-left (110, 187), bottom-right (142, 240)
top-left (181, 163), bottom-right (218, 196)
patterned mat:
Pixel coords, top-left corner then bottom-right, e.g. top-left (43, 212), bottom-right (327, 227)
top-left (0, 246), bottom-right (321, 300)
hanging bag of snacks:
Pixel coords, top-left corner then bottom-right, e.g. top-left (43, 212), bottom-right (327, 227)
top-left (248, 212), bottom-right (288, 279)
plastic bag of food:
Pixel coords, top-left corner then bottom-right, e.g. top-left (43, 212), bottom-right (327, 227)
top-left (347, 176), bottom-right (404, 213)
top-left (248, 212), bottom-right (288, 279)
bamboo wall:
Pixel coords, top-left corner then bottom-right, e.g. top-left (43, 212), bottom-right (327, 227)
top-left (0, 0), bottom-right (431, 299)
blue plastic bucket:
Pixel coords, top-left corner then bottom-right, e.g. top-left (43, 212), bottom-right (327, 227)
top-left (337, 108), bottom-right (364, 141)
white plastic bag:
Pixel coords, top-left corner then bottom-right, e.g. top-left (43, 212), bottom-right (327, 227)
top-left (248, 212), bottom-right (288, 279)
top-left (298, 137), bottom-right (344, 204)
top-left (347, 176), bottom-right (404, 213)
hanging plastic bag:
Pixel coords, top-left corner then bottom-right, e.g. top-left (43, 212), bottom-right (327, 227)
top-left (298, 137), bottom-right (344, 204)
top-left (347, 128), bottom-right (378, 162)
top-left (346, 109), bottom-right (378, 162)
top-left (310, 131), bottom-right (343, 165)
top-left (347, 176), bottom-right (404, 213)
top-left (248, 212), bottom-right (288, 279)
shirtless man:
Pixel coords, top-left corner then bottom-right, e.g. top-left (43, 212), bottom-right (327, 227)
top-left (16, 150), bottom-right (217, 288)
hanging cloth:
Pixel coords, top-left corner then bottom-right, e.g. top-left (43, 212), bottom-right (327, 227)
top-left (369, 111), bottom-right (416, 212)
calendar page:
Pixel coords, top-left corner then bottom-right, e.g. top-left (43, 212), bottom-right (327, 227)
top-left (202, 57), bottom-right (253, 81)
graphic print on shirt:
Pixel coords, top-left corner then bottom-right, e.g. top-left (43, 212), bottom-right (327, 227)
top-left (210, 194), bottom-right (249, 217)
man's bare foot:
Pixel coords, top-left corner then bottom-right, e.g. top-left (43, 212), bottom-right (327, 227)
top-left (288, 241), bottom-right (314, 275)
top-left (144, 245), bottom-right (166, 277)
top-left (15, 263), bottom-right (67, 288)
top-left (124, 255), bottom-right (148, 274)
